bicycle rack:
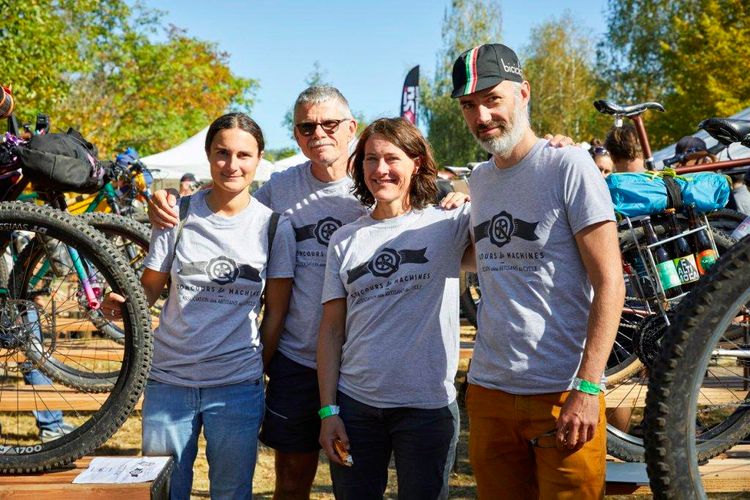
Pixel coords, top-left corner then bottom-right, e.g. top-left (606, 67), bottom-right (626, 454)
top-left (623, 212), bottom-right (719, 325)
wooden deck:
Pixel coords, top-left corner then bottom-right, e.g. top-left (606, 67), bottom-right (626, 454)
top-left (605, 444), bottom-right (750, 495)
top-left (0, 385), bottom-right (142, 411)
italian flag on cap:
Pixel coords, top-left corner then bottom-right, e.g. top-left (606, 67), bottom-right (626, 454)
top-left (463, 46), bottom-right (481, 96)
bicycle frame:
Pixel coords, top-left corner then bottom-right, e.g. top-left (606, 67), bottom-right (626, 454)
top-left (1, 116), bottom-right (103, 310)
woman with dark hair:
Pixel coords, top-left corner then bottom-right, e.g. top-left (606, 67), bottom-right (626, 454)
top-left (317, 117), bottom-right (472, 499)
top-left (588, 138), bottom-right (614, 177)
top-left (104, 112), bottom-right (295, 499)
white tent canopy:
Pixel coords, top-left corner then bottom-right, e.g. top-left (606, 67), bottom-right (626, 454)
top-left (141, 126), bottom-right (276, 182)
top-left (653, 106), bottom-right (750, 166)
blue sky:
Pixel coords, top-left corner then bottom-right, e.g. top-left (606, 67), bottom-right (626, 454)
top-left (143, 0), bottom-right (608, 151)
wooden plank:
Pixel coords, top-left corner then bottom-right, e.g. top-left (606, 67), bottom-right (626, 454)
top-left (459, 340), bottom-right (474, 360)
top-left (51, 317), bottom-right (159, 333)
top-left (9, 345), bottom-right (125, 364)
top-left (605, 382), bottom-right (748, 408)
top-left (0, 387), bottom-right (143, 411)
top-left (606, 458), bottom-right (750, 495)
top-left (0, 456), bottom-right (171, 499)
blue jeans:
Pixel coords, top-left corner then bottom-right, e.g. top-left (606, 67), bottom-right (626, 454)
top-left (142, 379), bottom-right (264, 500)
top-left (24, 369), bottom-right (63, 431)
top-left (330, 391), bottom-right (459, 500)
top-left (22, 306), bottom-right (63, 431)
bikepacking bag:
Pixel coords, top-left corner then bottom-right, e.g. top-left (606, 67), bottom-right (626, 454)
top-left (17, 128), bottom-right (106, 193)
top-left (606, 171), bottom-right (730, 217)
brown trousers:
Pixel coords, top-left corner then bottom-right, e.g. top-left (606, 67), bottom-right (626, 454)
top-left (467, 384), bottom-right (606, 500)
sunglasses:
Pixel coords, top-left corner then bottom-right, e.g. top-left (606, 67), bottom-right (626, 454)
top-left (590, 146), bottom-right (609, 157)
top-left (529, 429), bottom-right (562, 448)
top-left (295, 119), bottom-right (350, 137)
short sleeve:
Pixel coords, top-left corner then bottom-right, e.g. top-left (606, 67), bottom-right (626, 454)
top-left (321, 234), bottom-right (347, 304)
top-left (267, 215), bottom-right (295, 279)
top-left (562, 150), bottom-right (616, 234)
top-left (450, 203), bottom-right (472, 250)
top-left (253, 181), bottom-right (271, 208)
top-left (143, 225), bottom-right (177, 273)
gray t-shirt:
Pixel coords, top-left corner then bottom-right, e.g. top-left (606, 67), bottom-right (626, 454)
top-left (733, 185), bottom-right (750, 215)
top-left (144, 190), bottom-right (296, 387)
top-left (322, 205), bottom-right (471, 409)
top-left (467, 140), bottom-right (615, 394)
top-left (254, 162), bottom-right (368, 368)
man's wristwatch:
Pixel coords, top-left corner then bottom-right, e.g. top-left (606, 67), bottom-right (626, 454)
top-left (318, 405), bottom-right (341, 420)
top-left (572, 377), bottom-right (601, 395)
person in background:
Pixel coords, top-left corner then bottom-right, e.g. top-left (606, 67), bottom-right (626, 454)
top-left (604, 124), bottom-right (645, 173)
top-left (672, 135), bottom-right (716, 168)
top-left (179, 173), bottom-right (199, 196)
top-left (728, 173), bottom-right (750, 215)
top-left (588, 139), bottom-right (613, 177)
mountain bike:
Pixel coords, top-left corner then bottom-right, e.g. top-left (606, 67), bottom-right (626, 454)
top-left (590, 99), bottom-right (750, 479)
top-left (639, 120), bottom-right (750, 497)
top-left (0, 86), bottom-right (153, 472)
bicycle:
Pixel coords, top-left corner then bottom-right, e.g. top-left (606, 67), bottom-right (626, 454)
top-left (641, 127), bottom-right (750, 495)
top-left (0, 86), bottom-right (153, 472)
top-left (589, 99), bottom-right (750, 478)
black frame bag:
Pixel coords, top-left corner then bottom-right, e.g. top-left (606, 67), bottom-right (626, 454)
top-left (18, 128), bottom-right (105, 193)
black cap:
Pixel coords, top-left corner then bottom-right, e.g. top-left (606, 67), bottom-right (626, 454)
top-left (451, 43), bottom-right (523, 98)
top-left (675, 136), bottom-right (707, 155)
top-left (180, 173), bottom-right (196, 183)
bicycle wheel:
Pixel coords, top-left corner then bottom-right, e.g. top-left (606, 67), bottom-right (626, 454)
top-left (645, 235), bottom-right (750, 499)
top-left (9, 213), bottom-right (150, 390)
top-left (0, 201), bottom-right (152, 472)
top-left (706, 207), bottom-right (746, 234)
top-left (459, 271), bottom-right (479, 327)
top-left (77, 212), bottom-right (153, 344)
top-left (605, 222), bottom-right (736, 462)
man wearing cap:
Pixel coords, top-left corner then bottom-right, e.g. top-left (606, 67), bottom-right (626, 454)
top-left (451, 43), bottom-right (624, 498)
top-left (674, 135), bottom-right (717, 168)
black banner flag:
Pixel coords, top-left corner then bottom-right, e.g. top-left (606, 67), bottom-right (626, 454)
top-left (400, 66), bottom-right (419, 125)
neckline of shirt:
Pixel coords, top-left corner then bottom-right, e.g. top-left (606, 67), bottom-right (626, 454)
top-left (487, 138), bottom-right (548, 178)
top-left (366, 208), bottom-right (423, 228)
top-left (194, 190), bottom-right (257, 226)
top-left (303, 161), bottom-right (352, 190)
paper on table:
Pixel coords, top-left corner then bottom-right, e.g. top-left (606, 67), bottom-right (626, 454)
top-left (73, 456), bottom-right (171, 484)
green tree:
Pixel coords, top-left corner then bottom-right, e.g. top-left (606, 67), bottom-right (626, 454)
top-left (264, 146), bottom-right (298, 162)
top-left (598, 0), bottom-right (750, 147)
top-left (1, 0), bottom-right (90, 117)
top-left (422, 0), bottom-right (503, 166)
top-left (1, 0), bottom-right (256, 156)
top-left (522, 13), bottom-right (608, 142)
top-left (281, 61), bottom-right (329, 141)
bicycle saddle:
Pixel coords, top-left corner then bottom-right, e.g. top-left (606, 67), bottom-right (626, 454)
top-left (593, 100), bottom-right (665, 117)
top-left (698, 118), bottom-right (750, 145)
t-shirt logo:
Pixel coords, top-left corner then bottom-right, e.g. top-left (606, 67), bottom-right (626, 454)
top-left (294, 216), bottom-right (343, 246)
top-left (474, 211), bottom-right (539, 248)
top-left (346, 247), bottom-right (428, 284)
top-left (179, 256), bottom-right (261, 285)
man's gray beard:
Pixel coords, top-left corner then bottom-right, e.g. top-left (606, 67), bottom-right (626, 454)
top-left (473, 103), bottom-right (530, 158)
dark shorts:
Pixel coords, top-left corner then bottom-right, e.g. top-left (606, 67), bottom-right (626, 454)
top-left (259, 352), bottom-right (322, 453)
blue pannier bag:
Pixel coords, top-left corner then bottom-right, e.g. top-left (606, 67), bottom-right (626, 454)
top-left (606, 171), bottom-right (730, 217)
